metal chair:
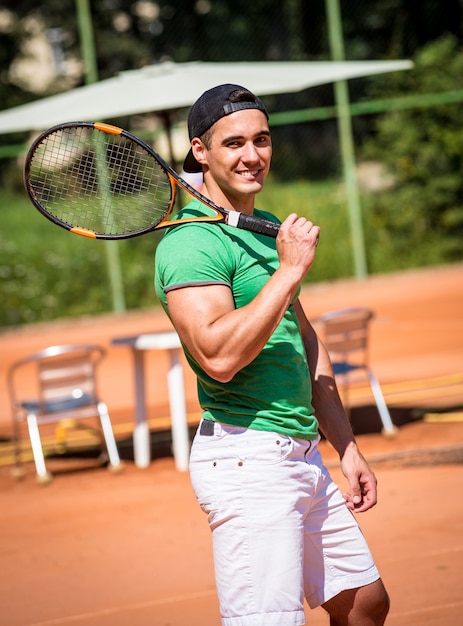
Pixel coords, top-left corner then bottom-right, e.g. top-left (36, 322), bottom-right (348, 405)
top-left (313, 307), bottom-right (397, 437)
top-left (7, 344), bottom-right (122, 483)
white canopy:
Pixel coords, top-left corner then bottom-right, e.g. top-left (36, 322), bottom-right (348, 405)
top-left (0, 59), bottom-right (413, 134)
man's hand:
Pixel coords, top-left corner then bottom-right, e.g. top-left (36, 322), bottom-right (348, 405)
top-left (276, 213), bottom-right (320, 283)
top-left (340, 441), bottom-right (378, 513)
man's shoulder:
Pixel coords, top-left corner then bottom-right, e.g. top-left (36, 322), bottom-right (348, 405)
top-left (155, 209), bottom-right (232, 268)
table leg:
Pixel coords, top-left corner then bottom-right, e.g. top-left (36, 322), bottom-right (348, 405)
top-left (132, 349), bottom-right (151, 468)
top-left (167, 349), bottom-right (190, 471)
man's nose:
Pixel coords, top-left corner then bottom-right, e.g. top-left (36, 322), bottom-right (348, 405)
top-left (242, 142), bottom-right (259, 162)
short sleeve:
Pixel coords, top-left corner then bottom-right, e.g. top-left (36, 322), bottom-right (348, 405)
top-left (154, 222), bottom-right (237, 303)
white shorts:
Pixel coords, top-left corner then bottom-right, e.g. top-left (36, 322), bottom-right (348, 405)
top-left (189, 420), bottom-right (380, 626)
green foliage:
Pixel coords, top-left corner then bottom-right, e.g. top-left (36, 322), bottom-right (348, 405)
top-left (2, 170), bottom-right (457, 328)
top-left (361, 36), bottom-right (463, 264)
top-left (258, 176), bottom-right (353, 281)
top-left (0, 191), bottom-right (176, 326)
top-left (0, 180), bottom-right (344, 328)
top-left (0, 190), bottom-right (108, 325)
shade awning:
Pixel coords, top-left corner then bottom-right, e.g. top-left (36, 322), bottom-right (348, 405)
top-left (0, 59), bottom-right (413, 135)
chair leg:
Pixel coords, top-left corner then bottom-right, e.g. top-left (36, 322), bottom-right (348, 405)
top-left (367, 369), bottom-right (397, 437)
top-left (26, 413), bottom-right (52, 483)
top-left (97, 402), bottom-right (122, 470)
top-left (11, 415), bottom-right (26, 479)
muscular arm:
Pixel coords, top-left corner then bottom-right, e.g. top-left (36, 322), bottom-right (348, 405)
top-left (166, 213), bottom-right (320, 382)
top-left (295, 300), bottom-right (378, 513)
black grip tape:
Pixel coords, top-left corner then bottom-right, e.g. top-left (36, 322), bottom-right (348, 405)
top-left (236, 213), bottom-right (280, 238)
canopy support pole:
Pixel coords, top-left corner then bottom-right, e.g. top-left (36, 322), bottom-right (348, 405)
top-left (76, 0), bottom-right (126, 312)
top-left (326, 0), bottom-right (368, 279)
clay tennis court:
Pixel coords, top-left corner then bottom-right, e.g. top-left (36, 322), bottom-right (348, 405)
top-left (1, 263), bottom-right (463, 626)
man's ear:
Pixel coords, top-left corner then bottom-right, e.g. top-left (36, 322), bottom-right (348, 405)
top-left (191, 137), bottom-right (208, 167)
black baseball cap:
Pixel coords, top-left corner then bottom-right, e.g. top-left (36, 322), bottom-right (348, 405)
top-left (183, 83), bottom-right (269, 173)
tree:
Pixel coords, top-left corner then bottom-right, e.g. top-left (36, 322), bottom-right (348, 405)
top-left (361, 35), bottom-right (463, 264)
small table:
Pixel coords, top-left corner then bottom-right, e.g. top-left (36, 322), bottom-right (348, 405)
top-left (112, 331), bottom-right (190, 471)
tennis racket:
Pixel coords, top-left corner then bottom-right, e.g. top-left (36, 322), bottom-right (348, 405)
top-left (24, 121), bottom-right (280, 240)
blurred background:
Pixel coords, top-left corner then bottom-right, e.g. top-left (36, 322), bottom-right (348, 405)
top-left (1, 0), bottom-right (463, 326)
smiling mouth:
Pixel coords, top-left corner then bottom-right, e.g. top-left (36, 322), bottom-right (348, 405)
top-left (237, 169), bottom-right (260, 178)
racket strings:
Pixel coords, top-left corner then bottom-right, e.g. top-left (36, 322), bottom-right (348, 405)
top-left (28, 126), bottom-right (173, 236)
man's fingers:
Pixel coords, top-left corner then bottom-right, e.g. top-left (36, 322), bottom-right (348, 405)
top-left (282, 213), bottom-right (319, 238)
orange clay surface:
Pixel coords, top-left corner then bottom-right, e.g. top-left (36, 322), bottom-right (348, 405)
top-left (1, 263), bottom-right (463, 626)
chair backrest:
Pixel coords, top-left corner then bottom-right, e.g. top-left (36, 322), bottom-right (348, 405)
top-left (313, 308), bottom-right (374, 371)
top-left (8, 344), bottom-right (105, 411)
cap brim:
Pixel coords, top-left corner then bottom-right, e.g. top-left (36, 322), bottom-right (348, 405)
top-left (183, 148), bottom-right (203, 173)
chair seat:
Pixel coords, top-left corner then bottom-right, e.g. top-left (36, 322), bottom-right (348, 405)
top-left (332, 362), bottom-right (364, 376)
top-left (21, 392), bottom-right (95, 415)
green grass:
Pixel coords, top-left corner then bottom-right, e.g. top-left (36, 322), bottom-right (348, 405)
top-left (0, 178), bottom-right (454, 328)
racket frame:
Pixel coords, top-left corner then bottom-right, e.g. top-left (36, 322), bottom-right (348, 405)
top-left (24, 121), bottom-right (280, 240)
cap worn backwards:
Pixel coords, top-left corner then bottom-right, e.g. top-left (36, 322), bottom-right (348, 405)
top-left (183, 83), bottom-right (269, 173)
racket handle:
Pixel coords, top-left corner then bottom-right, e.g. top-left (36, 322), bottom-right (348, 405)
top-left (230, 212), bottom-right (280, 238)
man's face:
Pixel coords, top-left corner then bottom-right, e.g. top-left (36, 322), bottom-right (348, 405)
top-left (195, 109), bottom-right (272, 201)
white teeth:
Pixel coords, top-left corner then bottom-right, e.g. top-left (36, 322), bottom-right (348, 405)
top-left (238, 170), bottom-right (258, 177)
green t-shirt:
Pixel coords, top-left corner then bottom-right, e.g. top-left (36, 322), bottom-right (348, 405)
top-left (154, 199), bottom-right (319, 440)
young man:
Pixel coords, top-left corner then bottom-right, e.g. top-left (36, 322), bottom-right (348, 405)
top-left (155, 84), bottom-right (389, 626)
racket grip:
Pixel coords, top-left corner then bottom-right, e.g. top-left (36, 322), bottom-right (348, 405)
top-left (234, 212), bottom-right (280, 238)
